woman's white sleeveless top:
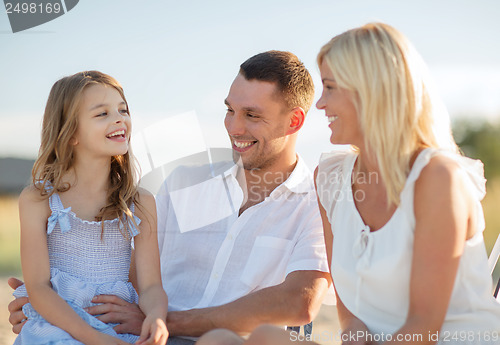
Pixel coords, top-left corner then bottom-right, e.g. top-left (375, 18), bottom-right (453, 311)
top-left (316, 148), bottom-right (500, 344)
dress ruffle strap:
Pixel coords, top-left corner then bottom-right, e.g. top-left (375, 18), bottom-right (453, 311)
top-left (42, 181), bottom-right (73, 235)
top-left (406, 149), bottom-right (486, 197)
top-left (119, 203), bottom-right (141, 237)
top-left (47, 206), bottom-right (72, 234)
top-left (120, 214), bottom-right (141, 237)
top-left (317, 148), bottom-right (356, 226)
top-left (401, 149), bottom-right (487, 214)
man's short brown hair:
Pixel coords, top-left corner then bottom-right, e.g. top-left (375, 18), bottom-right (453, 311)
top-left (239, 50), bottom-right (315, 114)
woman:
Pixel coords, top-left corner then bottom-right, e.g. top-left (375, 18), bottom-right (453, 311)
top-left (197, 22), bottom-right (500, 345)
top-left (313, 22), bottom-right (500, 345)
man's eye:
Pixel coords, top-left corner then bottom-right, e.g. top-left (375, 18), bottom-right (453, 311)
top-left (247, 113), bottom-right (258, 118)
top-left (226, 108), bottom-right (234, 113)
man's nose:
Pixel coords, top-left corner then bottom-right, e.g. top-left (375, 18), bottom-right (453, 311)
top-left (226, 113), bottom-right (245, 136)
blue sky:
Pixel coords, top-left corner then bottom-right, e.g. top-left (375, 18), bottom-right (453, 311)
top-left (1, 0), bottom-right (500, 170)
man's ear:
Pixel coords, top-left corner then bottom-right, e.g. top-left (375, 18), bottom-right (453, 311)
top-left (287, 107), bottom-right (305, 135)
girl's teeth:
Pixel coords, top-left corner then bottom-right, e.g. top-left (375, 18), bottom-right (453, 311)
top-left (328, 116), bottom-right (337, 123)
top-left (107, 130), bottom-right (125, 137)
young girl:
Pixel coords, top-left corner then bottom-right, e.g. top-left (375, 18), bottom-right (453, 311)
top-left (13, 71), bottom-right (168, 345)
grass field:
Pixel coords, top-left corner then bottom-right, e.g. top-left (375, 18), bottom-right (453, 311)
top-left (0, 196), bottom-right (21, 276)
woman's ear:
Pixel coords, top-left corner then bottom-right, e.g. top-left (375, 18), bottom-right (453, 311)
top-left (69, 137), bottom-right (78, 145)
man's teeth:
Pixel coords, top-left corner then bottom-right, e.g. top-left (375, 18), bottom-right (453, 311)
top-left (328, 116), bottom-right (338, 123)
top-left (234, 141), bottom-right (254, 148)
top-left (107, 130), bottom-right (125, 138)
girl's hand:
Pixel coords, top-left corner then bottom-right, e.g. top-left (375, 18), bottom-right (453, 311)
top-left (135, 314), bottom-right (168, 345)
top-left (341, 318), bottom-right (374, 345)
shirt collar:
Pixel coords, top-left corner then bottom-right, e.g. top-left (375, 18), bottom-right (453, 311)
top-left (223, 161), bottom-right (240, 179)
top-left (278, 154), bottom-right (314, 195)
top-left (222, 154), bottom-right (313, 196)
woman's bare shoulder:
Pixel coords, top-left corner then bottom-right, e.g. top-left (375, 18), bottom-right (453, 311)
top-left (416, 154), bottom-right (462, 189)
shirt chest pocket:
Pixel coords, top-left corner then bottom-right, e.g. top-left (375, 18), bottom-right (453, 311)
top-left (241, 236), bottom-right (292, 289)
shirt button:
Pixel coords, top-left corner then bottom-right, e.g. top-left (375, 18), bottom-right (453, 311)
top-left (228, 234), bottom-right (233, 240)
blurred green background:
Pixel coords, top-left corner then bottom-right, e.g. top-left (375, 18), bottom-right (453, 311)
top-left (454, 118), bottom-right (500, 287)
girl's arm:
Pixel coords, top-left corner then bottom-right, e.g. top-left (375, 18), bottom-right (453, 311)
top-left (385, 156), bottom-right (471, 345)
top-left (314, 168), bottom-right (371, 345)
top-left (133, 188), bottom-right (169, 345)
top-left (19, 187), bottom-right (127, 345)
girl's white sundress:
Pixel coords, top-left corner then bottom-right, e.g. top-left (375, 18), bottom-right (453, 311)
top-left (316, 147), bottom-right (500, 345)
top-left (13, 186), bottom-right (141, 344)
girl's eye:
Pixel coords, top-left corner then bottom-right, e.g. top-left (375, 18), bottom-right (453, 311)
top-left (97, 112), bottom-right (107, 117)
top-left (120, 109), bottom-right (130, 115)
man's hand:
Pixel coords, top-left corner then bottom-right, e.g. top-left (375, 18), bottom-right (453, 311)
top-left (85, 294), bottom-right (146, 335)
top-left (7, 277), bottom-right (27, 334)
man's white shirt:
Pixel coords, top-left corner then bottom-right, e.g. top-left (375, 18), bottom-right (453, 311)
top-left (156, 155), bottom-right (328, 312)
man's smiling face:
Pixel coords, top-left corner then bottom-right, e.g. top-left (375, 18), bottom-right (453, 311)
top-left (224, 74), bottom-right (291, 171)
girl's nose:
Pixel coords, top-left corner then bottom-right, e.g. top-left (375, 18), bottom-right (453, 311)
top-left (114, 110), bottom-right (125, 123)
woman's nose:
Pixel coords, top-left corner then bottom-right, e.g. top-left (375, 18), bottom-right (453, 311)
top-left (316, 95), bottom-right (325, 110)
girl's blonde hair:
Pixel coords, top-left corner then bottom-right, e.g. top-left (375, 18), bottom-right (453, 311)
top-left (32, 70), bottom-right (139, 236)
top-left (318, 22), bottom-right (459, 206)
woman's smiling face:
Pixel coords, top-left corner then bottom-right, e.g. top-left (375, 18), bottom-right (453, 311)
top-left (316, 59), bottom-right (363, 148)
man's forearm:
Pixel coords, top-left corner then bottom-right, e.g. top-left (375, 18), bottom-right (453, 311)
top-left (167, 270), bottom-right (330, 337)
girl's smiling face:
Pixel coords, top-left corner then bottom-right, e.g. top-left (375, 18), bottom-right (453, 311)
top-left (72, 84), bottom-right (131, 159)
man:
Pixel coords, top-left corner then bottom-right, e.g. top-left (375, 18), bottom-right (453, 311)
top-left (8, 51), bottom-right (331, 344)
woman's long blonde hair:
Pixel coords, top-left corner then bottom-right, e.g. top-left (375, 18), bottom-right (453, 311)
top-left (318, 22), bottom-right (459, 206)
top-left (32, 71), bottom-right (139, 236)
